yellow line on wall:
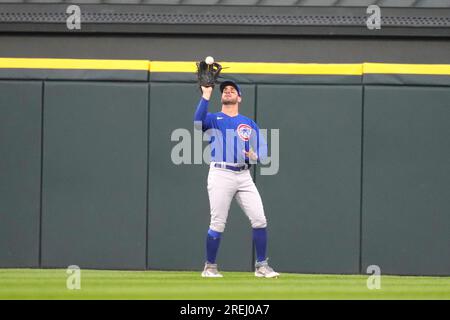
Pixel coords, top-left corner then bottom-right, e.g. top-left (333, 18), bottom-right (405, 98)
top-left (363, 63), bottom-right (450, 75)
top-left (1, 58), bottom-right (450, 76)
top-left (0, 58), bottom-right (149, 71)
top-left (150, 61), bottom-right (363, 75)
top-left (149, 61), bottom-right (196, 73)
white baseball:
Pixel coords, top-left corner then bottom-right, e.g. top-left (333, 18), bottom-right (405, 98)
top-left (205, 56), bottom-right (214, 65)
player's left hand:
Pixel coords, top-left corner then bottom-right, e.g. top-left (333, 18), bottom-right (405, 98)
top-left (243, 148), bottom-right (258, 161)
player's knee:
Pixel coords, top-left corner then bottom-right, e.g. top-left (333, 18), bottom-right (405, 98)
top-left (251, 217), bottom-right (267, 229)
top-left (209, 222), bottom-right (226, 233)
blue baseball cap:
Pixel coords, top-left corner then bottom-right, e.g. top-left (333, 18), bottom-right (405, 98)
top-left (220, 80), bottom-right (241, 96)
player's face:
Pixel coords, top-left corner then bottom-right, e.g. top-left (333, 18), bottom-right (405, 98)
top-left (221, 86), bottom-right (241, 105)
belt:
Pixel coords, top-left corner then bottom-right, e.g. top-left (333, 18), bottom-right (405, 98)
top-left (214, 163), bottom-right (251, 172)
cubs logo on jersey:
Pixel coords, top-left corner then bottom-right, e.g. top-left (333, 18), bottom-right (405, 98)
top-left (237, 124), bottom-right (252, 141)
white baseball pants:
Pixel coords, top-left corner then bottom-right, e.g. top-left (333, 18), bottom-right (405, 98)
top-left (207, 162), bottom-right (267, 233)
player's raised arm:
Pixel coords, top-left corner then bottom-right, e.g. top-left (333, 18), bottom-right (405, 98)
top-left (193, 86), bottom-right (213, 131)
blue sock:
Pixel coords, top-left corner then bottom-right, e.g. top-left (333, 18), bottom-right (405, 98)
top-left (253, 228), bottom-right (267, 262)
top-left (206, 229), bottom-right (221, 264)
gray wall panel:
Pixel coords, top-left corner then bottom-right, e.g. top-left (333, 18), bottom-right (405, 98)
top-left (0, 81), bottom-right (42, 267)
top-left (1, 35), bottom-right (450, 64)
top-left (362, 86), bottom-right (450, 276)
top-left (148, 83), bottom-right (255, 271)
top-left (41, 82), bottom-right (148, 269)
top-left (256, 85), bottom-right (362, 274)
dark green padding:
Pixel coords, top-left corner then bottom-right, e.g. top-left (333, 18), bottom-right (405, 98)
top-left (41, 82), bottom-right (148, 270)
top-left (256, 85), bottom-right (363, 274)
top-left (150, 72), bottom-right (361, 85)
top-left (147, 83), bottom-right (256, 271)
top-left (0, 81), bottom-right (42, 267)
top-left (0, 69), bottom-right (148, 82)
top-left (364, 74), bottom-right (450, 86)
top-left (362, 86), bottom-right (450, 276)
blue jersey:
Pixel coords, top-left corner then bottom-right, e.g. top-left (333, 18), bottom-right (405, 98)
top-left (194, 97), bottom-right (267, 164)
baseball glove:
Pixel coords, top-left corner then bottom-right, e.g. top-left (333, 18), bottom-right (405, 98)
top-left (196, 60), bottom-right (223, 88)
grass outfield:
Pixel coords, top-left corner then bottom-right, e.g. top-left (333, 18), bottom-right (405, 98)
top-left (0, 269), bottom-right (449, 300)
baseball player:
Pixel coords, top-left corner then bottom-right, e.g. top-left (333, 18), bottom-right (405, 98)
top-left (193, 80), bottom-right (279, 278)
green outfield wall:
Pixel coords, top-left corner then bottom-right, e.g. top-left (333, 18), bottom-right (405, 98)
top-left (0, 60), bottom-right (449, 275)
